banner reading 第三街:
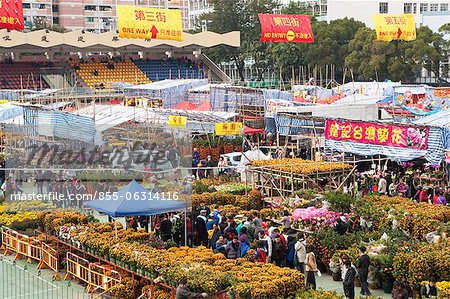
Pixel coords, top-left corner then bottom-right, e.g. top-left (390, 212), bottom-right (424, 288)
top-left (215, 122), bottom-right (242, 136)
top-left (117, 6), bottom-right (183, 41)
top-left (0, 0), bottom-right (24, 31)
top-left (372, 14), bottom-right (416, 42)
top-left (324, 120), bottom-right (428, 150)
top-left (258, 14), bottom-right (314, 43)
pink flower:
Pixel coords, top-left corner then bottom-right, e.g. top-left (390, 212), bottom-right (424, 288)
top-left (407, 128), bottom-right (422, 145)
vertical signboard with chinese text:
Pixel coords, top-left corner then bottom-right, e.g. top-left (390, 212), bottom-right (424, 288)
top-left (372, 14), bottom-right (416, 42)
top-left (0, 0), bottom-right (24, 31)
top-left (258, 14), bottom-right (314, 43)
top-left (324, 120), bottom-right (428, 150)
top-left (117, 6), bottom-right (183, 41)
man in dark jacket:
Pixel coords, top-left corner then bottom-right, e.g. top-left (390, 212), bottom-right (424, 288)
top-left (343, 259), bottom-right (357, 299)
top-left (176, 279), bottom-right (208, 298)
top-left (195, 210), bottom-right (208, 246)
top-left (356, 246), bottom-right (371, 296)
top-left (159, 214), bottom-right (173, 241)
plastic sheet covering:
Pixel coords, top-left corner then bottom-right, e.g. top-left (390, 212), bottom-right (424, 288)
top-left (116, 79), bottom-right (208, 108)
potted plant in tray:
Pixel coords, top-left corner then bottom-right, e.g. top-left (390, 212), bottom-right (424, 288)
top-left (329, 254), bottom-right (342, 281)
top-left (380, 266), bottom-right (394, 293)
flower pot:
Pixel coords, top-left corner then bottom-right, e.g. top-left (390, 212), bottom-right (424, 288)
top-left (332, 271), bottom-right (342, 281)
top-left (382, 281), bottom-right (394, 294)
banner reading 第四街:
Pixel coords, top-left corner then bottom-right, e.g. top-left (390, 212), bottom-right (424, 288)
top-left (258, 14), bottom-right (314, 43)
top-left (372, 14), bottom-right (416, 42)
top-left (324, 120), bottom-right (428, 150)
top-left (0, 0), bottom-right (24, 31)
top-left (215, 122), bottom-right (242, 136)
top-left (117, 6), bottom-right (183, 41)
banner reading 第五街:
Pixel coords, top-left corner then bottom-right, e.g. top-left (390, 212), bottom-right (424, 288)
top-left (0, 0), bottom-right (24, 31)
top-left (117, 6), bottom-right (183, 41)
top-left (258, 14), bottom-right (314, 43)
top-left (215, 122), bottom-right (242, 136)
top-left (372, 14), bottom-right (416, 42)
top-left (324, 120), bottom-right (429, 150)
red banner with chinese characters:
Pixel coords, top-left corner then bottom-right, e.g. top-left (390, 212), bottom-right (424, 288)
top-left (324, 120), bottom-right (429, 150)
top-left (0, 0), bottom-right (24, 31)
top-left (258, 14), bottom-right (314, 43)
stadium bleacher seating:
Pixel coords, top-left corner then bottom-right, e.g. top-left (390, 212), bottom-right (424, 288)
top-left (75, 61), bottom-right (151, 89)
top-left (0, 62), bottom-right (50, 90)
top-left (134, 59), bottom-right (205, 81)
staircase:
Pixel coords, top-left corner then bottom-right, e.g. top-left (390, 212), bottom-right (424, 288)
top-left (42, 74), bottom-right (72, 89)
top-left (40, 67), bottom-right (76, 89)
top-left (200, 54), bottom-right (232, 83)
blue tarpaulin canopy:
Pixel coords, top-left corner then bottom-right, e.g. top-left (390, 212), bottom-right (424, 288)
top-left (84, 180), bottom-right (187, 217)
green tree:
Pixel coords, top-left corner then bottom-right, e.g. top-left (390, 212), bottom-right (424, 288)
top-left (31, 18), bottom-right (68, 33)
top-left (346, 26), bottom-right (447, 82)
top-left (271, 17), bottom-right (364, 81)
top-left (269, 2), bottom-right (313, 81)
top-left (304, 18), bottom-right (365, 70)
top-left (202, 0), bottom-right (278, 81)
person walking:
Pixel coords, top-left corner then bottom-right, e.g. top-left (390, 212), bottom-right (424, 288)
top-left (195, 210), bottom-right (208, 246)
top-left (356, 246), bottom-right (372, 296)
top-left (343, 259), bottom-right (357, 299)
top-left (225, 236), bottom-right (242, 259)
top-left (305, 246), bottom-right (318, 290)
top-left (294, 233), bottom-right (307, 273)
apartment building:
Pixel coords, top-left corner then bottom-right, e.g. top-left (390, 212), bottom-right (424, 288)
top-left (22, 0), bottom-right (190, 32)
top-left (188, 0), bottom-right (212, 30)
top-left (325, 0), bottom-right (450, 31)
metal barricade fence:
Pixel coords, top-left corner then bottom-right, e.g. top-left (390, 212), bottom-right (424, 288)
top-left (89, 263), bottom-right (121, 292)
top-left (0, 255), bottom-right (91, 299)
top-left (65, 252), bottom-right (121, 294)
top-left (38, 242), bottom-right (61, 280)
top-left (65, 252), bottom-right (91, 285)
top-left (1, 226), bottom-right (19, 255)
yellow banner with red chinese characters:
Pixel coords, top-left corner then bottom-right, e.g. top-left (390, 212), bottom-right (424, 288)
top-left (168, 115), bottom-right (187, 128)
top-left (215, 122), bottom-right (242, 136)
top-left (372, 14), bottom-right (416, 42)
top-left (117, 6), bottom-right (183, 41)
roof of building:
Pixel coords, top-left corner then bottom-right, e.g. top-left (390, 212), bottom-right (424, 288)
top-left (0, 30), bottom-right (240, 52)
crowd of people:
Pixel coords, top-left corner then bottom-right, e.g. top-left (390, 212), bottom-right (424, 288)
top-left (352, 171), bottom-right (449, 205)
top-left (191, 148), bottom-right (235, 179)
